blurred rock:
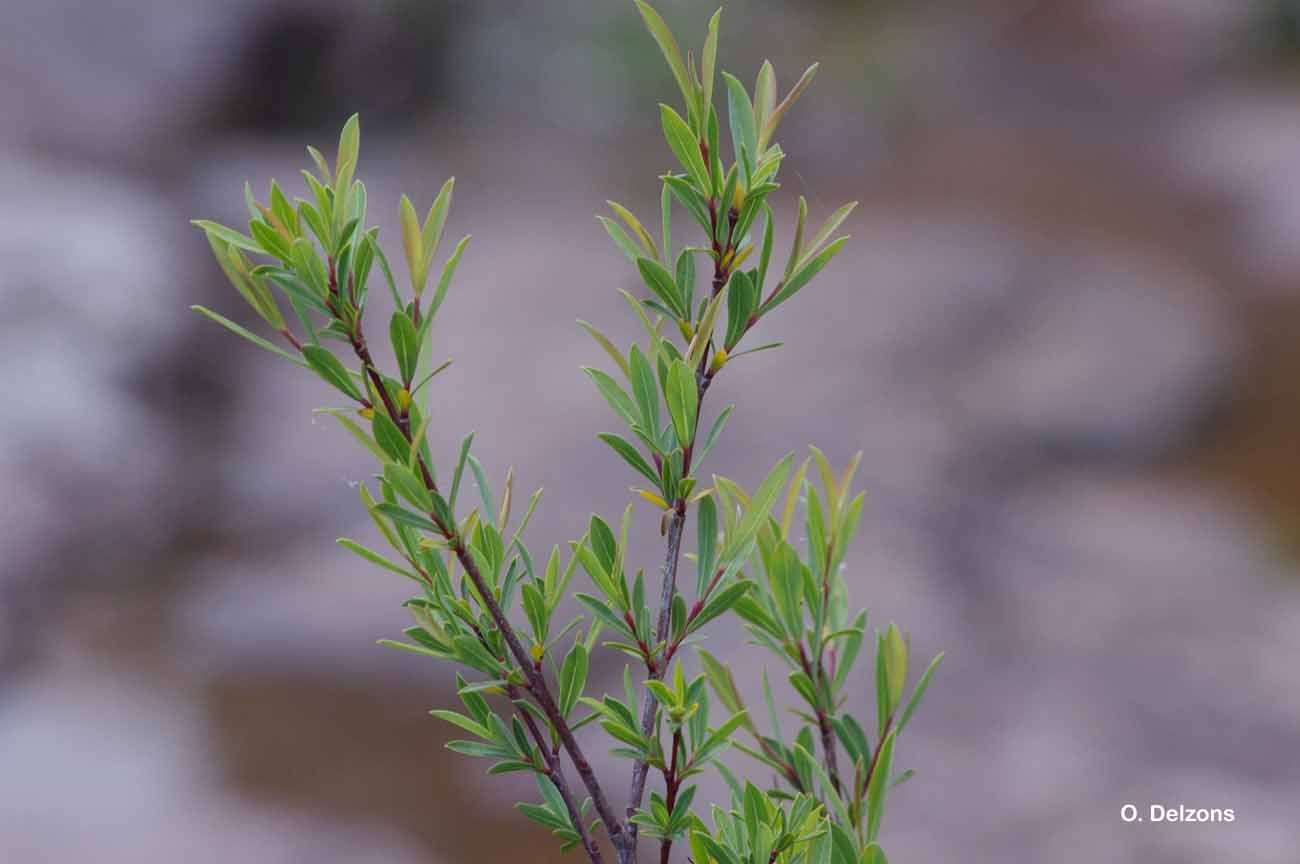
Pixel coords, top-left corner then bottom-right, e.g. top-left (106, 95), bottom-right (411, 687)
top-left (952, 471), bottom-right (1300, 863)
top-left (0, 1), bottom-right (260, 158)
top-left (1168, 88), bottom-right (1300, 292)
top-left (177, 540), bottom-right (439, 687)
top-left (957, 243), bottom-right (1237, 459)
top-left (0, 652), bottom-right (433, 864)
top-left (0, 155), bottom-right (189, 592)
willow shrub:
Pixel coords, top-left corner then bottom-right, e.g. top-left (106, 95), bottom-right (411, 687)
top-left (193, 4), bottom-right (941, 863)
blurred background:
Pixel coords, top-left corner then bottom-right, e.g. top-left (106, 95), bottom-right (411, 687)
top-left (3, 0), bottom-right (1300, 861)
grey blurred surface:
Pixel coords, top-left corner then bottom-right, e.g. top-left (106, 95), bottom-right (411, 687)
top-left (4, 1), bottom-right (1300, 862)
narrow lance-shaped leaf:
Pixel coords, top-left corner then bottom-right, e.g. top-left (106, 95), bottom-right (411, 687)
top-left (302, 345), bottom-right (363, 402)
top-left (635, 0), bottom-right (694, 113)
top-left (191, 305), bottom-right (305, 367)
top-left (390, 311), bottom-right (420, 384)
top-left (865, 729), bottom-right (896, 842)
top-left (334, 114), bottom-right (360, 207)
top-left (598, 215), bottom-right (645, 263)
top-left (660, 104), bottom-right (710, 193)
top-left (897, 651), bottom-right (944, 734)
top-left (637, 256), bottom-right (688, 320)
top-left (607, 200), bottom-right (658, 260)
top-left (753, 61), bottom-right (777, 141)
top-left (802, 200), bottom-right (857, 268)
top-left (559, 642), bottom-right (589, 716)
top-left (421, 177), bottom-right (456, 282)
top-left (429, 234), bottom-right (471, 319)
top-left (665, 358), bottom-right (699, 448)
top-left (701, 8), bottom-right (721, 112)
top-left (598, 433), bottom-right (662, 490)
top-left (760, 63), bottom-right (819, 153)
top-left (724, 72), bottom-right (757, 171)
top-left (399, 194), bottom-right (426, 294)
top-left (763, 236), bottom-right (848, 318)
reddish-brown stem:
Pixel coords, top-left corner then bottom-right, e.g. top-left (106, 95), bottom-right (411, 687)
top-left (622, 198), bottom-right (736, 863)
top-left (658, 730), bottom-right (683, 864)
top-left (279, 328), bottom-right (304, 352)
top-left (796, 645), bottom-right (843, 797)
top-left (509, 682), bottom-right (604, 864)
top-left (450, 535), bottom-right (625, 854)
top-left (334, 291), bottom-right (623, 862)
top-left (623, 503), bottom-right (685, 862)
top-left (860, 715), bottom-right (893, 800)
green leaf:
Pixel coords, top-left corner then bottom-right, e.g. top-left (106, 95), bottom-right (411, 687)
top-left (637, 256), bottom-right (687, 320)
top-left (598, 215), bottom-right (644, 263)
top-left (192, 219), bottom-right (260, 254)
top-left (316, 408), bottom-right (389, 463)
top-left (686, 288), bottom-right (726, 371)
top-left (865, 729), bottom-right (896, 842)
top-left (191, 306), bottom-right (305, 367)
top-left (335, 114), bottom-right (360, 197)
top-left (399, 194), bottom-right (426, 294)
top-left (663, 174), bottom-right (711, 232)
top-left (290, 237), bottom-right (328, 297)
top-left (661, 182), bottom-right (673, 266)
top-left (688, 580), bottom-right (751, 634)
top-left (697, 649), bottom-right (750, 727)
top-left (724, 72), bottom-right (757, 170)
top-left (390, 311), bottom-right (420, 384)
top-left (584, 367), bottom-right (638, 427)
top-left (247, 219), bottom-right (291, 260)
top-left (754, 61), bottom-right (777, 138)
top-left (676, 248), bottom-right (697, 319)
top-left (720, 453), bottom-right (794, 569)
top-left (803, 201), bottom-right (857, 267)
top-left (607, 200), bottom-right (658, 260)
top-left (372, 411), bottom-right (410, 464)
top-left (783, 197), bottom-right (808, 282)
top-left (665, 359), bottom-right (698, 448)
top-left (897, 652), bottom-right (944, 734)
top-left (559, 642), bottom-right (589, 717)
top-left (763, 236), bottom-right (849, 317)
top-left (467, 455), bottom-right (498, 530)
top-left (422, 178), bottom-right (455, 276)
top-left (883, 622), bottom-right (908, 713)
top-left (628, 345), bottom-right (661, 437)
top-left (696, 495), bottom-right (718, 593)
top-left (336, 538), bottom-right (415, 580)
top-left (575, 594), bottom-right (634, 639)
top-left (302, 345), bottom-right (363, 402)
top-left (659, 105), bottom-right (710, 194)
top-left (724, 270), bottom-right (758, 350)
top-left (430, 709), bottom-right (490, 740)
top-left (429, 234), bottom-right (471, 319)
top-left (384, 462), bottom-right (433, 512)
top-left (577, 320), bottom-right (630, 378)
top-left (449, 433), bottom-right (474, 511)
top-left (375, 502), bottom-right (439, 533)
top-left (760, 63), bottom-right (819, 152)
top-left (696, 403), bottom-right (734, 464)
top-left (701, 9), bottom-right (721, 112)
top-left (634, 1), bottom-right (693, 111)
top-left (757, 205), bottom-right (775, 292)
top-left (598, 433), bottom-right (662, 488)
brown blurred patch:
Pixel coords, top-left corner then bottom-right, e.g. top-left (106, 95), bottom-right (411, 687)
top-left (1189, 297), bottom-right (1300, 558)
top-left (206, 676), bottom-right (578, 864)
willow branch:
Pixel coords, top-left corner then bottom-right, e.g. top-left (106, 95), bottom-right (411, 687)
top-left (620, 201), bottom-right (733, 863)
top-left (334, 293), bottom-right (626, 858)
top-left (509, 683), bottom-right (604, 864)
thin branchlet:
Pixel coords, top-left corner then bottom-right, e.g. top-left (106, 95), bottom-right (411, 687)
top-left (193, 6), bottom-right (940, 863)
